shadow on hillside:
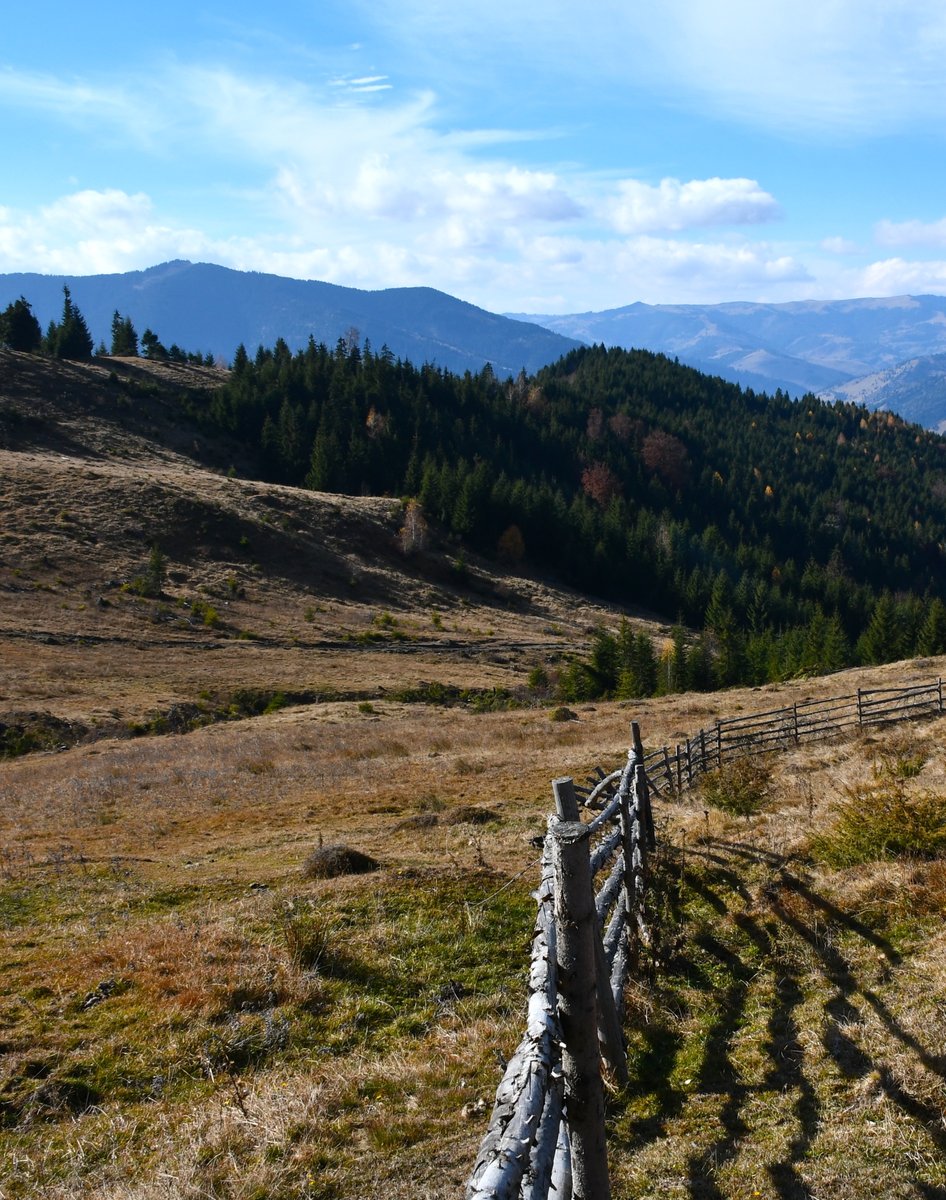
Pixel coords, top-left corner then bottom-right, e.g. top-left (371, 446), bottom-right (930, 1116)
top-left (612, 841), bottom-right (944, 1199)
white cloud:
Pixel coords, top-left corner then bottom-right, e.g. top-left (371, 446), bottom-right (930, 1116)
top-left (0, 190), bottom-right (210, 274)
top-left (875, 218), bottom-right (946, 248)
top-left (857, 257), bottom-right (946, 296)
top-left (607, 178), bottom-right (780, 235)
top-left (0, 183), bottom-right (811, 311)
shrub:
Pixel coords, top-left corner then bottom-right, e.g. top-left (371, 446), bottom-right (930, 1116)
top-left (444, 806), bottom-right (500, 826)
top-left (811, 765), bottom-right (946, 867)
top-left (302, 845), bottom-right (380, 880)
top-left (698, 756), bottom-right (773, 817)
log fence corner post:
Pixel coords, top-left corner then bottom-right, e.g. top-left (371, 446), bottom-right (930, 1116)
top-left (553, 778), bottom-right (627, 1089)
top-left (939, 678), bottom-right (944, 714)
top-left (857, 688), bottom-right (864, 726)
top-left (716, 720), bottom-right (722, 767)
top-left (550, 808), bottom-right (612, 1200)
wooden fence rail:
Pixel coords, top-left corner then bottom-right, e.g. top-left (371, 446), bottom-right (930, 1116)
top-left (648, 678), bottom-right (944, 798)
top-left (466, 725), bottom-right (653, 1200)
top-left (466, 675), bottom-right (945, 1198)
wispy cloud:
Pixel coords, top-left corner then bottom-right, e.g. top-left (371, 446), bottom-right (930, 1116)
top-left (329, 74), bottom-right (392, 93)
top-left (356, 0), bottom-right (946, 136)
top-left (0, 66), bottom-right (158, 143)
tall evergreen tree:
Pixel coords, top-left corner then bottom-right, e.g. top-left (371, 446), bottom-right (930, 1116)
top-left (0, 296), bottom-right (42, 351)
top-left (50, 286), bottom-right (94, 360)
top-left (110, 311), bottom-right (139, 356)
top-left (141, 329), bottom-right (168, 361)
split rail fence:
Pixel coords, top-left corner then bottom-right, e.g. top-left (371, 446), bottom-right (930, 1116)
top-left (638, 678), bottom-right (944, 798)
top-left (465, 676), bottom-right (945, 1200)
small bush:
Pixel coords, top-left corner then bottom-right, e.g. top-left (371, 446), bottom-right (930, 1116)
top-left (811, 768), bottom-right (946, 867)
top-left (303, 844), bottom-right (380, 880)
top-left (445, 805), bottom-right (500, 826)
top-left (698, 756), bottom-right (772, 817)
top-left (549, 706), bottom-right (578, 722)
top-left (190, 598), bottom-right (221, 628)
top-left (394, 813), bottom-right (439, 831)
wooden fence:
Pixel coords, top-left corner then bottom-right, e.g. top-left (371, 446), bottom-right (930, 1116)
top-left (466, 724), bottom-right (654, 1200)
top-left (466, 676), bottom-right (945, 1199)
top-left (637, 678), bottom-right (944, 798)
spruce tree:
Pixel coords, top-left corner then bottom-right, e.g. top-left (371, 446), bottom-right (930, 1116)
top-left (52, 286), bottom-right (94, 360)
top-left (0, 296), bottom-right (42, 351)
top-left (110, 311), bottom-right (139, 356)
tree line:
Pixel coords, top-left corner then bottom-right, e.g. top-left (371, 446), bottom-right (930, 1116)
top-left (5, 296), bottom-right (946, 695)
top-left (0, 290), bottom-right (214, 365)
top-left (172, 334), bottom-right (946, 695)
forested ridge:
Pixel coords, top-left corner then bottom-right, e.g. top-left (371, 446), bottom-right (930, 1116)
top-left (167, 335), bottom-right (946, 694)
top-left (7, 282), bottom-right (946, 694)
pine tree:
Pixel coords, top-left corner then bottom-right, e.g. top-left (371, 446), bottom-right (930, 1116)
top-left (0, 296), bottom-right (42, 351)
top-left (141, 329), bottom-right (168, 361)
top-left (110, 311), bottom-right (139, 356)
top-left (51, 286), bottom-right (94, 360)
top-left (856, 592), bottom-right (900, 665)
top-left (916, 597), bottom-right (946, 657)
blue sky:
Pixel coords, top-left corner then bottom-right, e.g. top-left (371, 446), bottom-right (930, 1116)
top-left (3, 0), bottom-right (946, 312)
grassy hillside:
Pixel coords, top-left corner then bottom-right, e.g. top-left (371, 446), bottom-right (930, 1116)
top-left (2, 350), bottom-right (945, 1198)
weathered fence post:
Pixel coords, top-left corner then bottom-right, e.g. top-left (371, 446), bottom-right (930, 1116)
top-left (553, 778), bottom-right (627, 1087)
top-left (631, 723), bottom-right (656, 852)
top-left (857, 688), bottom-right (864, 725)
top-left (550, 808), bottom-right (612, 1200)
top-left (716, 721), bottom-right (722, 766)
top-left (939, 678), bottom-right (943, 713)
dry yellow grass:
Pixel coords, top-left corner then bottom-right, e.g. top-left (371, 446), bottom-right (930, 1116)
top-left (4, 353), bottom-right (946, 1196)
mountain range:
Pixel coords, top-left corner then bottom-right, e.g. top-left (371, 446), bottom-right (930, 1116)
top-left (4, 261), bottom-right (946, 429)
top-left (0, 260), bottom-right (580, 379)
top-left (511, 295), bottom-right (946, 429)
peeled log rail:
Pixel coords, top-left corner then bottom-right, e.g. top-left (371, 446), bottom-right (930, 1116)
top-left (466, 849), bottom-right (562, 1200)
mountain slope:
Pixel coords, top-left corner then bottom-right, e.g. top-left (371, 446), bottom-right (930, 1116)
top-left (0, 260), bottom-right (581, 376)
top-left (512, 294), bottom-right (946, 423)
top-left (818, 351), bottom-right (946, 432)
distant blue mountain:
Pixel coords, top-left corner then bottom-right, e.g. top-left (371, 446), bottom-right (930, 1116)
top-left (0, 260), bottom-right (581, 377)
top-left (511, 294), bottom-right (946, 427)
top-left (816, 352), bottom-right (946, 433)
